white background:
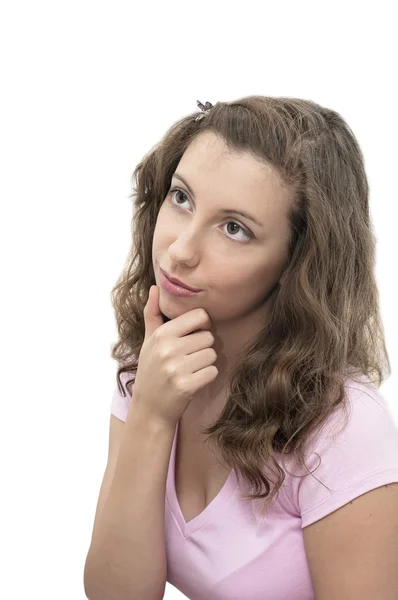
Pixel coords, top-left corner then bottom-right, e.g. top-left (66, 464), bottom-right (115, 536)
top-left (1, 1), bottom-right (397, 598)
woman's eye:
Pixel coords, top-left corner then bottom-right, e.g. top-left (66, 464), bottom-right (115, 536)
top-left (171, 189), bottom-right (188, 206)
top-left (168, 188), bottom-right (253, 244)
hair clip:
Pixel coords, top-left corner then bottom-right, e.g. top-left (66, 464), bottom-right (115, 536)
top-left (195, 100), bottom-right (214, 121)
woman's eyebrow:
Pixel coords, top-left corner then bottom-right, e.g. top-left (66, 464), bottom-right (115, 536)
top-left (171, 172), bottom-right (263, 228)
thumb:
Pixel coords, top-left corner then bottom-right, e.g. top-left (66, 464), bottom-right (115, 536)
top-left (143, 285), bottom-right (164, 340)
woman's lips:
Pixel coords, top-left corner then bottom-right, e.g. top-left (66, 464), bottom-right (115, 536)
top-left (160, 268), bottom-right (201, 292)
top-left (159, 269), bottom-right (202, 297)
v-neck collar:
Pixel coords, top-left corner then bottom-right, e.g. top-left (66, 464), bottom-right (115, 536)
top-left (166, 419), bottom-right (237, 537)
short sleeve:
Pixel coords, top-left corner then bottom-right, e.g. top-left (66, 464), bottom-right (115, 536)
top-left (110, 369), bottom-right (137, 422)
top-left (286, 380), bottom-right (398, 528)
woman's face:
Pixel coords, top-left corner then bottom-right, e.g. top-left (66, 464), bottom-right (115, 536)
top-left (152, 131), bottom-right (293, 336)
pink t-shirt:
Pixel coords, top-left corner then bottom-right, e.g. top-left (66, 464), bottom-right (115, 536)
top-left (110, 371), bottom-right (398, 600)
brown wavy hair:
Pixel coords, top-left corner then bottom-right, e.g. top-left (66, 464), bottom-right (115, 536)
top-left (110, 95), bottom-right (391, 519)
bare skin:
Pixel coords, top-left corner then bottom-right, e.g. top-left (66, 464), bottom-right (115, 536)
top-left (152, 131), bottom-right (293, 419)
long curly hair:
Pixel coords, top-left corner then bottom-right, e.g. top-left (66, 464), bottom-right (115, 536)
top-left (110, 95), bottom-right (391, 519)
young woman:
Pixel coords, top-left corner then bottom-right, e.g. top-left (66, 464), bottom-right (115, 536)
top-left (85, 96), bottom-right (398, 600)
